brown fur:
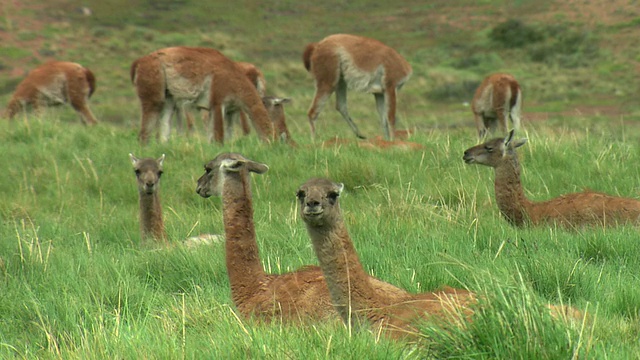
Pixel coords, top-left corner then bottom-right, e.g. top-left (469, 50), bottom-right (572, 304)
top-left (297, 178), bottom-right (477, 340)
top-left (232, 62), bottom-right (266, 137)
top-left (4, 61), bottom-right (99, 125)
top-left (195, 153), bottom-right (410, 323)
top-left (463, 131), bottom-right (640, 228)
top-left (303, 34), bottom-right (412, 141)
top-left (130, 154), bottom-right (167, 244)
top-left (130, 47), bottom-right (275, 144)
top-left (180, 95), bottom-right (295, 145)
top-left (262, 96), bottom-right (296, 145)
top-left (472, 73), bottom-right (522, 139)
top-left (180, 61), bottom-right (267, 139)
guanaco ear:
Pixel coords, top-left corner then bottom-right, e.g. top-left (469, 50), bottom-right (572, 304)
top-left (504, 130), bottom-right (527, 148)
top-left (511, 138), bottom-right (528, 149)
top-left (129, 153), bottom-right (139, 166)
top-left (503, 129), bottom-right (516, 146)
top-left (335, 182), bottom-right (344, 195)
top-left (157, 154), bottom-right (165, 167)
top-left (247, 160), bottom-right (269, 174)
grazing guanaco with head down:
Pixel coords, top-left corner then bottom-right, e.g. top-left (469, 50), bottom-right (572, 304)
top-left (195, 153), bottom-right (409, 322)
top-left (262, 96), bottom-right (295, 145)
top-left (297, 178), bottom-right (477, 339)
top-left (472, 73), bottom-right (522, 139)
top-left (130, 47), bottom-right (277, 145)
top-left (4, 61), bottom-right (99, 125)
top-left (303, 34), bottom-right (412, 141)
top-left (179, 61), bottom-right (269, 139)
top-left (224, 61), bottom-right (267, 139)
top-left (463, 130), bottom-right (640, 228)
top-left (130, 154), bottom-right (167, 244)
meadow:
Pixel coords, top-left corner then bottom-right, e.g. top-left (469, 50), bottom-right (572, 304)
top-left (2, 0), bottom-right (640, 358)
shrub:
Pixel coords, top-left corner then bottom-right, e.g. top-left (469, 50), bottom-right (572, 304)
top-left (489, 19), bottom-right (544, 48)
top-left (528, 25), bottom-right (600, 68)
top-left (489, 20), bottom-right (600, 68)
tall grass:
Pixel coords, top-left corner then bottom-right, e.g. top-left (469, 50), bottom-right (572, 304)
top-left (0, 111), bottom-right (640, 358)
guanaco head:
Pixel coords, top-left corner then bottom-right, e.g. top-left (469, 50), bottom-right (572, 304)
top-left (196, 153), bottom-right (269, 198)
top-left (130, 154), bottom-right (165, 195)
top-left (296, 178), bottom-right (345, 228)
top-left (463, 130), bottom-right (527, 168)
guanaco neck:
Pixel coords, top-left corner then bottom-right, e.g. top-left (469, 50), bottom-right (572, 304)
top-left (139, 191), bottom-right (166, 242)
top-left (247, 100), bottom-right (275, 142)
top-left (222, 170), bottom-right (267, 303)
top-left (305, 217), bottom-right (384, 328)
top-left (493, 153), bottom-right (534, 227)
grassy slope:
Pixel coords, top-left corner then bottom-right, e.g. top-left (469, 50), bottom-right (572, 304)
top-left (1, 0), bottom-right (640, 358)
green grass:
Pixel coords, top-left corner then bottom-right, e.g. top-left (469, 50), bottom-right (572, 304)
top-left (1, 113), bottom-right (640, 358)
top-left (2, 0), bottom-right (640, 358)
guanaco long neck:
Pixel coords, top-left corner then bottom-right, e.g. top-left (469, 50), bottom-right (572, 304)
top-left (494, 154), bottom-right (534, 227)
top-left (222, 171), bottom-right (267, 302)
top-left (139, 191), bottom-right (166, 241)
top-left (305, 219), bottom-right (383, 328)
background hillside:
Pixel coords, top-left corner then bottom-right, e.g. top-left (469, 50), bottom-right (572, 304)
top-left (2, 0), bottom-right (640, 129)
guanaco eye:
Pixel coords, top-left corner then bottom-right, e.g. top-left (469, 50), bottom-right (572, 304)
top-left (296, 190), bottom-right (305, 200)
top-left (327, 191), bottom-right (339, 201)
top-left (134, 169), bottom-right (141, 176)
top-left (204, 166), bottom-right (211, 174)
top-left (157, 171), bottom-right (163, 177)
top-left (484, 146), bottom-right (493, 153)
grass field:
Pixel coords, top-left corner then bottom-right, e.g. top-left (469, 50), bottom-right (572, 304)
top-left (2, 0), bottom-right (640, 358)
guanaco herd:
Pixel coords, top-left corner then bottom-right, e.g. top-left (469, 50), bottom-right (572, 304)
top-left (6, 32), bottom-right (639, 341)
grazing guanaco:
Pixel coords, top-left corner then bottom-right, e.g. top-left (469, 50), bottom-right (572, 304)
top-left (471, 73), bottom-right (522, 139)
top-left (179, 61), bottom-right (268, 139)
top-left (4, 61), bottom-right (99, 125)
top-left (130, 47), bottom-right (276, 144)
top-left (303, 34), bottom-right (412, 141)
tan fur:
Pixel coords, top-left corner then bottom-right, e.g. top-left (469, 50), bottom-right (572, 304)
top-left (262, 96), bottom-right (296, 145)
top-left (180, 61), bottom-right (267, 139)
top-left (4, 61), bottom-right (98, 125)
top-left (181, 95), bottom-right (295, 145)
top-left (463, 131), bottom-right (640, 228)
top-left (130, 154), bottom-right (167, 244)
top-left (130, 47), bottom-right (274, 144)
top-left (471, 73), bottom-right (522, 139)
top-left (230, 62), bottom-right (266, 138)
top-left (297, 178), bottom-right (476, 340)
top-left (303, 34), bottom-right (412, 141)
top-left (195, 153), bottom-right (409, 323)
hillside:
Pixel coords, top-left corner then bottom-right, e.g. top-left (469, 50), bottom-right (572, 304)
top-left (1, 0), bottom-right (640, 127)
